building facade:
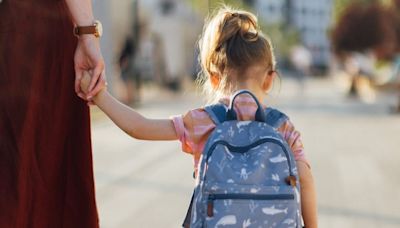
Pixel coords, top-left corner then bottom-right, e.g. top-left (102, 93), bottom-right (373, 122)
top-left (255, 0), bottom-right (333, 69)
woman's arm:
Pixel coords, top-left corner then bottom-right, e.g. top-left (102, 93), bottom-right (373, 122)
top-left (81, 73), bottom-right (178, 141)
top-left (65, 0), bottom-right (94, 26)
top-left (65, 0), bottom-right (106, 100)
top-left (297, 161), bottom-right (318, 228)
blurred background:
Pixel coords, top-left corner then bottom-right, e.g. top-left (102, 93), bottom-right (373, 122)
top-left (90, 0), bottom-right (400, 227)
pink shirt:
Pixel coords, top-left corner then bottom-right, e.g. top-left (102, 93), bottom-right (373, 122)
top-left (172, 94), bottom-right (308, 175)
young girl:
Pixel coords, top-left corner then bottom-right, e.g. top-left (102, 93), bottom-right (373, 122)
top-left (82, 7), bottom-right (317, 227)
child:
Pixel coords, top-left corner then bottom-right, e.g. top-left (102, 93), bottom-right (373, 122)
top-left (82, 7), bottom-right (317, 228)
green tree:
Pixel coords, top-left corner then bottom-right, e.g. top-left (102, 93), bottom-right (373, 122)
top-left (333, 0), bottom-right (391, 22)
top-left (188, 0), bottom-right (299, 61)
top-left (188, 0), bottom-right (250, 14)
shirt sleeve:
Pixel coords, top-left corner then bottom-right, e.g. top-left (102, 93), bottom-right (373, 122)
top-left (171, 112), bottom-right (194, 154)
top-left (171, 108), bottom-right (216, 157)
top-left (277, 119), bottom-right (310, 168)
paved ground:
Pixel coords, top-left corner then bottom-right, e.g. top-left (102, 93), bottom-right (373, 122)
top-left (91, 77), bottom-right (400, 228)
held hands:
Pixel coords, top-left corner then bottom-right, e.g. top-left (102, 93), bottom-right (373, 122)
top-left (80, 70), bottom-right (107, 104)
top-left (74, 36), bottom-right (107, 101)
top-left (80, 71), bottom-right (92, 94)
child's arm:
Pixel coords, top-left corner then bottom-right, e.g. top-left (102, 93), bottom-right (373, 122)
top-left (81, 73), bottom-right (178, 140)
top-left (297, 161), bottom-right (318, 228)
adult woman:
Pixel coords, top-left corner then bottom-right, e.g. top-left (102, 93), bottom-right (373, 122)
top-left (0, 0), bottom-right (105, 227)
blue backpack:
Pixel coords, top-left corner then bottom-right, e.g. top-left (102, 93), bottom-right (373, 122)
top-left (188, 90), bottom-right (302, 228)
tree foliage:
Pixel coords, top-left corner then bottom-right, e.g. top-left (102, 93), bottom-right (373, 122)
top-left (188, 0), bottom-right (299, 60)
top-left (188, 0), bottom-right (248, 14)
top-left (331, 1), bottom-right (399, 60)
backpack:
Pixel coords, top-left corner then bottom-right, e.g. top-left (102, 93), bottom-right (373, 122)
top-left (189, 90), bottom-right (302, 228)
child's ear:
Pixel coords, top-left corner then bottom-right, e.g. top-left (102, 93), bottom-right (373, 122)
top-left (262, 70), bottom-right (276, 92)
top-left (210, 73), bottom-right (220, 89)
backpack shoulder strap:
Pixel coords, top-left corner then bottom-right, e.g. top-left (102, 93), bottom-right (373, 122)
top-left (204, 104), bottom-right (288, 127)
top-left (204, 104), bottom-right (227, 125)
top-left (264, 107), bottom-right (289, 128)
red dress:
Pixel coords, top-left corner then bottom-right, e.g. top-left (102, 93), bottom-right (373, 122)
top-left (0, 0), bottom-right (99, 227)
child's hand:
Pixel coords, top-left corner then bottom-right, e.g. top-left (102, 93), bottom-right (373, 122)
top-left (80, 71), bottom-right (107, 103)
top-left (80, 71), bottom-right (92, 94)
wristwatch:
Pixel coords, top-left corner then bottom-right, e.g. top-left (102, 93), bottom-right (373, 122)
top-left (74, 20), bottom-right (103, 38)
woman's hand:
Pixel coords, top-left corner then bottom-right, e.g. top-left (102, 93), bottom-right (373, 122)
top-left (80, 70), bottom-right (107, 100)
top-left (74, 36), bottom-right (106, 101)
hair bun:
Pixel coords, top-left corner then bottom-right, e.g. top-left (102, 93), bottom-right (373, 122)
top-left (215, 11), bottom-right (259, 51)
top-left (198, 6), bottom-right (276, 103)
top-left (230, 12), bottom-right (259, 41)
top-left (239, 14), bottom-right (258, 41)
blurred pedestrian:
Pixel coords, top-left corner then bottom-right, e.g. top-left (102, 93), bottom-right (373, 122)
top-left (390, 0), bottom-right (400, 112)
top-left (390, 54), bottom-right (400, 112)
top-left (343, 51), bottom-right (377, 102)
top-left (155, 0), bottom-right (186, 91)
top-left (0, 0), bottom-right (105, 227)
top-left (119, 24), bottom-right (162, 105)
top-left (332, 2), bottom-right (396, 103)
top-left (119, 37), bottom-right (140, 105)
top-left (290, 44), bottom-right (312, 94)
top-left (80, 6), bottom-right (317, 228)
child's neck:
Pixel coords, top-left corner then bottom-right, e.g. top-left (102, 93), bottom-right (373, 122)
top-left (235, 79), bottom-right (265, 102)
top-left (228, 65), bottom-right (267, 102)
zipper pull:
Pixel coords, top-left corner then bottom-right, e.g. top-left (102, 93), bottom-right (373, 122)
top-left (285, 175), bottom-right (297, 187)
top-left (207, 196), bottom-right (214, 217)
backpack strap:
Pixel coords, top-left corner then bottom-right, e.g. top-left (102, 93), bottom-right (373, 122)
top-left (204, 104), bottom-right (288, 128)
top-left (264, 107), bottom-right (289, 128)
top-left (204, 104), bottom-right (227, 125)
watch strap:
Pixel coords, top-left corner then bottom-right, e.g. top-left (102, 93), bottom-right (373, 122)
top-left (74, 26), bottom-right (97, 36)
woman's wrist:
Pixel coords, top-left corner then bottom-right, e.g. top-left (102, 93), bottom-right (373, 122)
top-left (78, 34), bottom-right (99, 44)
top-left (75, 17), bottom-right (95, 27)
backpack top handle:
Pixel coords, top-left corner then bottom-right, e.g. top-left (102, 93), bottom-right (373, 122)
top-left (226, 90), bottom-right (266, 122)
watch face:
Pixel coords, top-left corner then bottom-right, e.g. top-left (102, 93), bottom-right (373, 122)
top-left (95, 20), bottom-right (103, 37)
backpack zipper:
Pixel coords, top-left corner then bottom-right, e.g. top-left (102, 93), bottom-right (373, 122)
top-left (206, 138), bottom-right (295, 178)
top-left (207, 193), bottom-right (294, 217)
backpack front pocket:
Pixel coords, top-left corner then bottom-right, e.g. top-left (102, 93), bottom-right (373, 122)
top-left (205, 193), bottom-right (298, 228)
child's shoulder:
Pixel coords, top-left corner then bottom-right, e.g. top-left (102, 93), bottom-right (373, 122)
top-left (177, 105), bottom-right (301, 143)
top-left (264, 107), bottom-right (289, 127)
top-left (267, 109), bottom-right (301, 137)
top-left (179, 107), bottom-right (216, 130)
top-left (183, 107), bottom-right (211, 120)
top-left (186, 104), bottom-right (295, 127)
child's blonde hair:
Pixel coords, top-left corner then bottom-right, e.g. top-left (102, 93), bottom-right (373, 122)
top-left (197, 6), bottom-right (276, 103)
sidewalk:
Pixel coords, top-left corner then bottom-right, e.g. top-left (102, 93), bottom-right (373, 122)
top-left (91, 77), bottom-right (400, 228)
